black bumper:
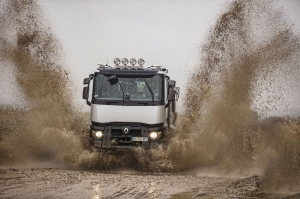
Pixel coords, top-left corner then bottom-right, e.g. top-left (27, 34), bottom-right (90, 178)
top-left (90, 122), bottom-right (166, 150)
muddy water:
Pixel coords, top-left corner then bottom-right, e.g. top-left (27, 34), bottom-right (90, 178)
top-left (0, 168), bottom-right (275, 199)
top-left (0, 0), bottom-right (300, 195)
top-left (133, 0), bottom-right (300, 192)
top-left (179, 0), bottom-right (300, 191)
top-left (0, 0), bottom-right (88, 164)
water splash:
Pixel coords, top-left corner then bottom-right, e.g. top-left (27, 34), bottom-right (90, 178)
top-left (169, 0), bottom-right (300, 191)
top-left (0, 0), bottom-right (88, 165)
top-left (133, 0), bottom-right (300, 192)
top-left (0, 0), bottom-right (300, 193)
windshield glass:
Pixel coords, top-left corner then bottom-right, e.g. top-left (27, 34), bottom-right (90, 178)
top-left (93, 74), bottom-right (163, 102)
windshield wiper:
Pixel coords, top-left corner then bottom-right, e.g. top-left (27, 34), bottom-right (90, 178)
top-left (143, 78), bottom-right (154, 102)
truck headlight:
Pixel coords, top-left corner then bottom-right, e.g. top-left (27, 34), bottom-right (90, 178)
top-left (149, 131), bottom-right (162, 140)
top-left (92, 130), bottom-right (103, 139)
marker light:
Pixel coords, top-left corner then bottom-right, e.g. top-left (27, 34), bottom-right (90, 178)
top-left (138, 58), bottom-right (145, 66)
top-left (122, 58), bottom-right (129, 66)
top-left (130, 58), bottom-right (137, 66)
top-left (114, 58), bottom-right (121, 65)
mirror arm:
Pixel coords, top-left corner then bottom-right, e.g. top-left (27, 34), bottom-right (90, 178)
top-left (86, 100), bottom-right (91, 106)
top-left (165, 102), bottom-right (169, 108)
top-left (86, 83), bottom-right (91, 106)
top-left (86, 74), bottom-right (94, 106)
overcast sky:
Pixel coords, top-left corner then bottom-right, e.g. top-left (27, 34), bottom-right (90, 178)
top-left (0, 0), bottom-right (299, 113)
top-left (38, 0), bottom-right (300, 112)
top-left (41, 0), bottom-right (225, 85)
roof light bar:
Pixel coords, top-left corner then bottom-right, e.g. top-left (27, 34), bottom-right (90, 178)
top-left (113, 58), bottom-right (145, 66)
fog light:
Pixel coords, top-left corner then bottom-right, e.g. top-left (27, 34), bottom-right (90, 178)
top-left (114, 58), bottom-right (120, 65)
top-left (149, 132), bottom-right (158, 139)
top-left (92, 130), bottom-right (103, 139)
top-left (95, 131), bottom-right (103, 138)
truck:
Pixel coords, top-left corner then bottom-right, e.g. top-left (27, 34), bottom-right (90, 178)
top-left (82, 58), bottom-right (179, 151)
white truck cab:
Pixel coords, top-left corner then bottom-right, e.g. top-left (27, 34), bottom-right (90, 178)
top-left (83, 58), bottom-right (179, 151)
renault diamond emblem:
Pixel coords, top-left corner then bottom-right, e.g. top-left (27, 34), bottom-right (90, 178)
top-left (124, 128), bottom-right (129, 134)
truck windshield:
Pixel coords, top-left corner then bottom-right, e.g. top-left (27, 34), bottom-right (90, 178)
top-left (93, 74), bottom-right (163, 102)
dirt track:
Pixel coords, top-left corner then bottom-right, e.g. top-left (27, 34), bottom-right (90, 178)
top-left (1, 168), bottom-right (299, 199)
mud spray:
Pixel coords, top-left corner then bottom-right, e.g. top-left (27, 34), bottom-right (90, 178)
top-left (0, 0), bottom-right (88, 166)
top-left (0, 0), bottom-right (300, 193)
top-left (134, 0), bottom-right (300, 192)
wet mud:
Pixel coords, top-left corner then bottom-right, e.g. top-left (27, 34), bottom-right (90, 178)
top-left (0, 0), bottom-right (300, 197)
top-left (134, 0), bottom-right (300, 193)
top-left (0, 168), bottom-right (295, 199)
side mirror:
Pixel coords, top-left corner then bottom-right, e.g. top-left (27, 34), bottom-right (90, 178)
top-left (168, 80), bottom-right (176, 101)
top-left (83, 86), bottom-right (89, 99)
top-left (108, 75), bottom-right (118, 85)
top-left (168, 89), bottom-right (176, 101)
top-left (168, 80), bottom-right (176, 87)
top-left (82, 75), bottom-right (93, 106)
top-left (168, 87), bottom-right (180, 101)
top-left (83, 78), bottom-right (90, 84)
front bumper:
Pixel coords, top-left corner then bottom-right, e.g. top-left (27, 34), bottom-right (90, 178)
top-left (90, 122), bottom-right (166, 150)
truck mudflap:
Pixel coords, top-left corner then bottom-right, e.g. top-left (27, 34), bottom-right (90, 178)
top-left (90, 123), bottom-right (166, 150)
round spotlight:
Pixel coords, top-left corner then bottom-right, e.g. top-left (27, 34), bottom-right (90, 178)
top-left (149, 132), bottom-right (158, 140)
top-left (138, 58), bottom-right (145, 66)
top-left (114, 58), bottom-right (121, 65)
top-left (95, 131), bottom-right (103, 138)
top-left (122, 58), bottom-right (129, 66)
top-left (130, 58), bottom-right (136, 66)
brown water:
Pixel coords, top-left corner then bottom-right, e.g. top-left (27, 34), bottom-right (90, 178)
top-left (134, 0), bottom-right (300, 192)
top-left (0, 0), bottom-right (88, 165)
top-left (0, 0), bottom-right (299, 193)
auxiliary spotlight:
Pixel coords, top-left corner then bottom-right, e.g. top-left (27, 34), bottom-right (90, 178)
top-left (114, 58), bottom-right (120, 65)
top-left (138, 58), bottom-right (145, 66)
top-left (130, 58), bottom-right (137, 66)
top-left (122, 58), bottom-right (129, 66)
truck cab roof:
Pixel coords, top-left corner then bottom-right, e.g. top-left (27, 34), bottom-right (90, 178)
top-left (97, 65), bottom-right (168, 76)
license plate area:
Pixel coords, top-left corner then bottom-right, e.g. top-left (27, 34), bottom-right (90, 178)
top-left (94, 141), bottom-right (102, 147)
top-left (131, 137), bottom-right (148, 142)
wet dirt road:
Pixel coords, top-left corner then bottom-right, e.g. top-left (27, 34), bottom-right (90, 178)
top-left (1, 168), bottom-right (299, 199)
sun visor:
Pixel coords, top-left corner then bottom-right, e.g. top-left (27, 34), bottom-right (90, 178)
top-left (99, 68), bottom-right (158, 77)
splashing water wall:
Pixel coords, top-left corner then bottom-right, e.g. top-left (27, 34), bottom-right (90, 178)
top-left (134, 0), bottom-right (300, 192)
top-left (0, 0), bottom-right (139, 170)
top-left (167, 0), bottom-right (300, 191)
top-left (0, 0), bottom-right (300, 193)
top-left (0, 0), bottom-right (87, 165)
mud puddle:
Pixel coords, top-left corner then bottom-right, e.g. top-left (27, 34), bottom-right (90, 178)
top-left (1, 168), bottom-right (298, 199)
top-left (171, 189), bottom-right (201, 199)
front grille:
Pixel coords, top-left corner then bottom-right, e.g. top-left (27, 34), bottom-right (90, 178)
top-left (111, 129), bottom-right (141, 137)
top-left (101, 145), bottom-right (139, 149)
top-left (130, 130), bottom-right (141, 137)
top-left (91, 122), bottom-right (164, 150)
top-left (111, 129), bottom-right (122, 137)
